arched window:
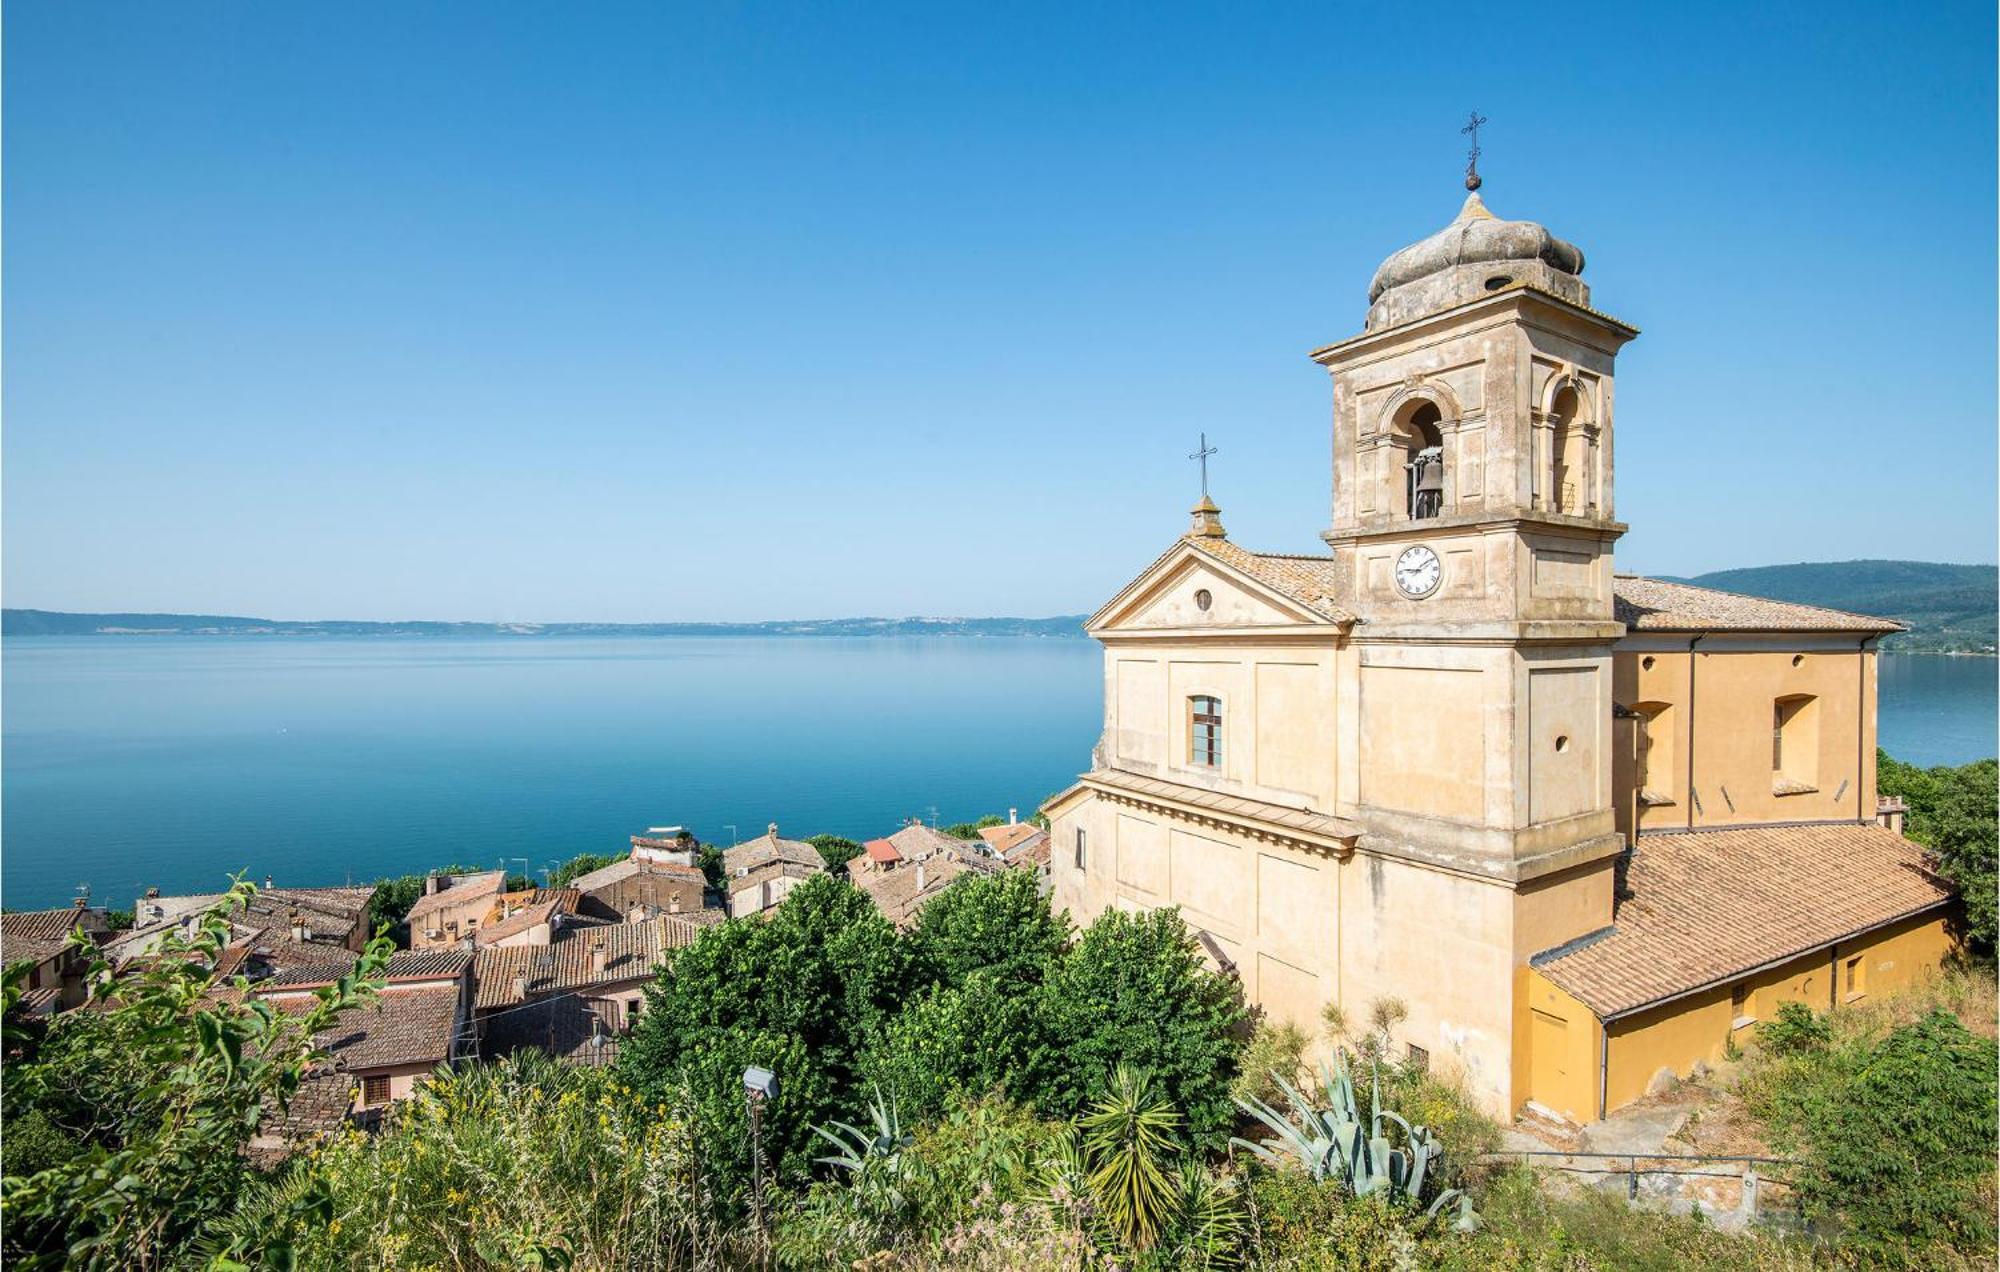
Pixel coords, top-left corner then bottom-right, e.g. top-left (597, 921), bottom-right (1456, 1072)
top-left (1549, 385), bottom-right (1588, 515)
top-left (1773, 694), bottom-right (1820, 794)
top-left (1394, 401), bottom-right (1445, 520)
top-left (1188, 696), bottom-right (1223, 768)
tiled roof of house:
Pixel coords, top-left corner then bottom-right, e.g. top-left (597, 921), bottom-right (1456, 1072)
top-left (567, 857), bottom-right (706, 894)
top-left (473, 889), bottom-right (582, 947)
top-left (262, 947), bottom-right (470, 988)
top-left (886, 823), bottom-right (1001, 873)
top-left (480, 995), bottom-right (624, 1067)
top-left (978, 823), bottom-right (1044, 857)
top-left (864, 838), bottom-right (903, 865)
top-left (1183, 538), bottom-right (1355, 623)
top-left (727, 859), bottom-right (824, 896)
top-left (853, 854), bottom-right (971, 928)
top-left (471, 916), bottom-right (704, 1010)
top-left (722, 827), bottom-right (824, 877)
top-left (268, 982), bottom-right (462, 1070)
top-left (1534, 822), bottom-right (1953, 1019)
top-left (2, 908), bottom-right (97, 966)
top-left (246, 1068), bottom-right (358, 1169)
top-left (1611, 575), bottom-right (1905, 634)
top-left (405, 871), bottom-right (508, 924)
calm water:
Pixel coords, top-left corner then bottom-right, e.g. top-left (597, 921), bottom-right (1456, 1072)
top-left (2, 640), bottom-right (1992, 909)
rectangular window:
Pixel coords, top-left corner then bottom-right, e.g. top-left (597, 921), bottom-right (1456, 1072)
top-left (362, 1074), bottom-right (391, 1107)
top-left (1844, 955), bottom-right (1865, 1000)
top-left (1771, 702), bottom-right (1784, 771)
top-left (1405, 1043), bottom-right (1429, 1072)
top-left (1189, 696), bottom-right (1223, 768)
top-left (1074, 827), bottom-right (1087, 871)
top-left (1730, 982), bottom-right (1754, 1028)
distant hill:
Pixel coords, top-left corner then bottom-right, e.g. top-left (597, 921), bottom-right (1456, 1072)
top-left (0, 609), bottom-right (1090, 640)
top-left (1670, 560), bottom-right (1996, 654)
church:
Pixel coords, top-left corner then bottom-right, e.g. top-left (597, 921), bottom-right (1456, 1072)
top-left (1043, 169), bottom-right (1958, 1125)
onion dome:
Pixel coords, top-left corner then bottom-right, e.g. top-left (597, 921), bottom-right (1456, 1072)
top-left (1364, 192), bottom-right (1588, 331)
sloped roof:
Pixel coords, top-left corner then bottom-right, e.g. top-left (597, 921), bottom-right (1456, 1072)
top-left (854, 854), bottom-right (970, 928)
top-left (473, 889), bottom-right (582, 947)
top-left (262, 947), bottom-right (469, 988)
top-left (1534, 822), bottom-right (1952, 1019)
top-left (864, 838), bottom-right (903, 865)
top-left (978, 823), bottom-right (1044, 856)
top-left (471, 916), bottom-right (704, 1010)
top-left (567, 857), bottom-right (705, 894)
top-left (2, 908), bottom-right (97, 966)
top-left (405, 871), bottom-right (508, 923)
top-left (1184, 538), bottom-right (1355, 622)
top-left (1611, 575), bottom-right (1905, 634)
top-left (722, 829), bottom-right (823, 877)
top-left (270, 982), bottom-right (463, 1070)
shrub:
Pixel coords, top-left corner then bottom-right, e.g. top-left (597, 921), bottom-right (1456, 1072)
top-left (1035, 905), bottom-right (1246, 1144)
top-left (1758, 1007), bottom-right (1997, 1263)
top-left (547, 851), bottom-right (619, 888)
top-left (862, 975), bottom-right (1050, 1124)
top-left (1757, 1001), bottom-right (1833, 1056)
top-left (1230, 1018), bottom-right (1310, 1112)
top-left (907, 868), bottom-right (1069, 990)
top-left (807, 835), bottom-right (864, 873)
top-left (620, 874), bottom-right (914, 1188)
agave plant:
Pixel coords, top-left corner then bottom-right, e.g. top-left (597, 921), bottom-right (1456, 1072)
top-left (811, 1084), bottom-right (914, 1176)
top-left (1230, 1054), bottom-right (1479, 1232)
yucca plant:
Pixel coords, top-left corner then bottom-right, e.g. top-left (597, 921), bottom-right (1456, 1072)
top-left (1230, 1053), bottom-right (1479, 1232)
top-left (1079, 1065), bottom-right (1184, 1253)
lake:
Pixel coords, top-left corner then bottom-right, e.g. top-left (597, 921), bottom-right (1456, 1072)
top-left (2, 639), bottom-right (1992, 909)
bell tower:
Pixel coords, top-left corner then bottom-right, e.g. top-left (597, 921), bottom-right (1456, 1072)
top-left (1313, 184), bottom-right (1637, 890)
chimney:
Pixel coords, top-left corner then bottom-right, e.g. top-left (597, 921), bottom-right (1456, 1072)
top-left (424, 874), bottom-right (441, 897)
top-left (458, 934), bottom-right (474, 952)
top-left (767, 822), bottom-right (779, 839)
top-left (144, 886), bottom-right (160, 900)
top-left (590, 943), bottom-right (607, 975)
top-left (1008, 807), bottom-right (1018, 826)
top-left (916, 862), bottom-right (927, 892)
top-left (512, 972), bottom-right (528, 1000)
top-left (263, 875), bottom-right (273, 891)
top-left (72, 895), bottom-right (87, 910)
top-left (288, 910), bottom-right (306, 943)
top-left (669, 893), bottom-right (681, 914)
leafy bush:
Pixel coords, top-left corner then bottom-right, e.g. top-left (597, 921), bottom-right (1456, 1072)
top-left (1757, 1001), bottom-right (1834, 1057)
top-left (861, 975), bottom-right (1049, 1124)
top-left (1037, 905), bottom-right (1246, 1145)
top-left (807, 834), bottom-right (864, 873)
top-left (1231, 1018), bottom-right (1310, 1111)
top-left (547, 851), bottom-right (619, 888)
top-left (907, 868), bottom-right (1068, 989)
top-left (620, 874), bottom-right (914, 1188)
top-left (1753, 1007), bottom-right (1996, 1264)
top-left (1, 879), bottom-right (391, 1270)
top-left (223, 1052), bottom-right (729, 1269)
top-left (1878, 750), bottom-right (1997, 952)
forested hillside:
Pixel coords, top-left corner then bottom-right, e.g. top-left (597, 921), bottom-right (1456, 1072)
top-left (1677, 560), bottom-right (1996, 653)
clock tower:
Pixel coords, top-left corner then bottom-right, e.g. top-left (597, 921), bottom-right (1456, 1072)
top-left (1312, 185), bottom-right (1637, 888)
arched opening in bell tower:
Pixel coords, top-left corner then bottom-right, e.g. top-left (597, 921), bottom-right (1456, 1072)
top-left (1549, 384), bottom-right (1589, 515)
top-left (1393, 400), bottom-right (1445, 520)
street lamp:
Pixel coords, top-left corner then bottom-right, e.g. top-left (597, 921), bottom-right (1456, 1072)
top-left (743, 1066), bottom-right (778, 1262)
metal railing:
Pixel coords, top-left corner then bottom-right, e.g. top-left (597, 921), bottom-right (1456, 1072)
top-left (1483, 1148), bottom-right (1802, 1216)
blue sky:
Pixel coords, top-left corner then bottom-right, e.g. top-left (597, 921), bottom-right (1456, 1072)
top-left (7, 2), bottom-right (1994, 621)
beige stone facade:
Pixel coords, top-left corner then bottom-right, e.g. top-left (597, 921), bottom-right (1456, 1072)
top-left (1046, 189), bottom-right (1950, 1121)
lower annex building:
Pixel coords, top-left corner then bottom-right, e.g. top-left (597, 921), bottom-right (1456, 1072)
top-left (1043, 179), bottom-right (1957, 1125)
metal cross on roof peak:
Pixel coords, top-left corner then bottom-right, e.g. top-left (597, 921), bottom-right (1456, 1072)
top-left (1461, 111), bottom-right (1488, 191)
top-left (1188, 433), bottom-right (1218, 500)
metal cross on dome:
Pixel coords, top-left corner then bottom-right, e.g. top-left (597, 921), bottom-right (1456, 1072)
top-left (1462, 110), bottom-right (1488, 191)
top-left (1188, 433), bottom-right (1218, 499)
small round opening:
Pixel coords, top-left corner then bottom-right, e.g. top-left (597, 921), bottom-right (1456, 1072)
top-left (1193, 589), bottom-right (1213, 612)
top-left (1641, 656), bottom-right (1656, 671)
top-left (1791, 654), bottom-right (1805, 667)
top-left (1484, 274), bottom-right (1513, 291)
top-left (1554, 735), bottom-right (1571, 753)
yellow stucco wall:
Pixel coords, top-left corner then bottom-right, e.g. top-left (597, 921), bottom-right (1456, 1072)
top-left (1598, 910), bottom-right (1954, 1113)
top-left (1515, 969), bottom-right (1602, 1123)
top-left (1611, 643), bottom-right (1878, 836)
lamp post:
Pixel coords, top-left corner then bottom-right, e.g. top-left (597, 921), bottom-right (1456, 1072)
top-left (742, 1066), bottom-right (778, 1266)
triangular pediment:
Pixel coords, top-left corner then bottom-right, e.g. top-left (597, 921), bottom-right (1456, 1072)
top-left (1089, 541), bottom-right (1338, 634)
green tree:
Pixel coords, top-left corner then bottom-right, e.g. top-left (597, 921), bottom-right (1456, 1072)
top-left (1764, 1007), bottom-right (1997, 1263)
top-left (907, 867), bottom-right (1070, 989)
top-left (1879, 750), bottom-right (1997, 952)
top-left (619, 874), bottom-right (913, 1187)
top-left (1, 879), bottom-right (391, 1269)
top-left (1036, 906), bottom-right (1246, 1145)
top-left (861, 974), bottom-right (1051, 1123)
top-left (806, 834), bottom-right (864, 873)
top-left (547, 851), bottom-right (618, 889)
top-left (941, 814), bottom-right (1008, 841)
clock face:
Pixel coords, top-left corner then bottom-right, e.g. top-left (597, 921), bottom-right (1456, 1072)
top-left (1393, 545), bottom-right (1442, 599)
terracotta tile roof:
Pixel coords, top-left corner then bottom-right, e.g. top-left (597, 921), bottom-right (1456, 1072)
top-left (471, 916), bottom-right (703, 1010)
top-left (247, 1069), bottom-right (357, 1168)
top-left (566, 857), bottom-right (705, 894)
top-left (887, 824), bottom-right (1000, 872)
top-left (1612, 575), bottom-right (1905, 635)
top-left (854, 855), bottom-right (970, 928)
top-left (404, 871), bottom-right (508, 923)
top-left (1183, 538), bottom-right (1355, 623)
top-left (1534, 822), bottom-right (1953, 1019)
top-left (978, 823), bottom-right (1044, 856)
top-left (864, 838), bottom-right (903, 865)
top-left (473, 889), bottom-right (582, 947)
top-left (722, 828), bottom-right (824, 877)
top-left (267, 981), bottom-right (463, 1070)
top-left (1068, 768), bottom-right (1362, 844)
top-left (727, 859), bottom-right (824, 896)
top-left (480, 996), bottom-right (625, 1067)
top-left (2, 908), bottom-right (98, 966)
top-left (262, 948), bottom-right (470, 988)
